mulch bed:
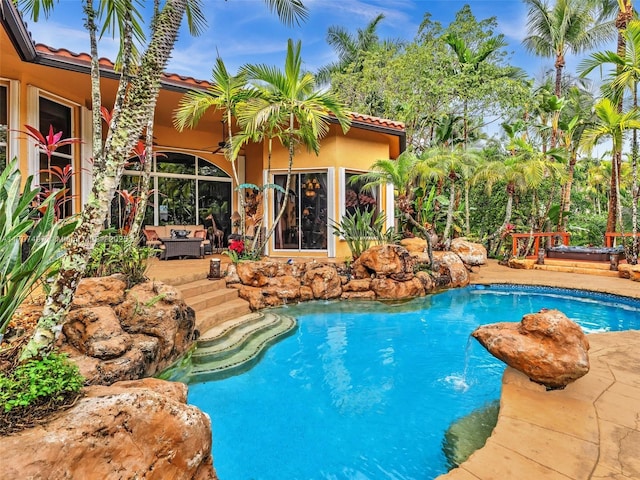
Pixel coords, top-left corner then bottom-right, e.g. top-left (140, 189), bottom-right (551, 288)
top-left (1, 316), bottom-right (84, 437)
top-left (0, 390), bottom-right (83, 436)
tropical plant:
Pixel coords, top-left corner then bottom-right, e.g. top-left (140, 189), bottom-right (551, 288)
top-left (0, 352), bottom-right (84, 416)
top-left (239, 39), bottom-right (351, 253)
top-left (330, 209), bottom-right (397, 260)
top-left (18, 0), bottom-right (308, 361)
top-left (580, 18), bottom-right (640, 261)
top-left (84, 233), bottom-right (157, 286)
top-left (0, 159), bottom-right (76, 343)
top-left (580, 98), bottom-right (640, 237)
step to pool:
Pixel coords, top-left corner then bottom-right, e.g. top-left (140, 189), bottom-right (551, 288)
top-left (187, 312), bottom-right (297, 383)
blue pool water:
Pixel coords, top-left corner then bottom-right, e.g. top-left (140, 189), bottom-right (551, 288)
top-left (188, 286), bottom-right (640, 480)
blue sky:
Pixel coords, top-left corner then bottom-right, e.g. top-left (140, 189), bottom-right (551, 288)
top-left (24, 0), bottom-right (559, 82)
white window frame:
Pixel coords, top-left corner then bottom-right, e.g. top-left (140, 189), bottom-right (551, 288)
top-left (0, 79), bottom-right (20, 167)
top-left (27, 87), bottom-right (78, 202)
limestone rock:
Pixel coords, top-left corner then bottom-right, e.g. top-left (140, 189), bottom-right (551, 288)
top-left (400, 237), bottom-right (427, 253)
top-left (450, 238), bottom-right (487, 266)
top-left (415, 271), bottom-right (435, 293)
top-left (432, 251), bottom-right (469, 287)
top-left (63, 306), bottom-right (132, 359)
top-left (236, 285), bottom-right (267, 310)
top-left (0, 378), bottom-right (216, 480)
top-left (236, 261), bottom-right (277, 287)
top-left (59, 279), bottom-right (196, 385)
top-left (370, 277), bottom-right (425, 300)
top-left (341, 290), bottom-right (376, 300)
top-left (266, 275), bottom-right (301, 300)
top-left (342, 278), bottom-right (372, 292)
top-left (472, 309), bottom-right (590, 389)
top-left (354, 244), bottom-right (415, 280)
top-left (72, 275), bottom-right (127, 308)
top-left (299, 286), bottom-right (314, 302)
top-left (224, 263), bottom-right (241, 284)
top-left (628, 264), bottom-right (640, 282)
top-left (303, 265), bottom-right (342, 299)
top-left (508, 258), bottom-right (535, 269)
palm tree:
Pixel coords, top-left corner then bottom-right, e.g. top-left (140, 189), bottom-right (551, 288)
top-left (416, 146), bottom-right (480, 248)
top-left (580, 19), bottom-right (640, 260)
top-left (523, 0), bottom-right (615, 146)
top-left (316, 13), bottom-right (397, 85)
top-left (580, 98), bottom-right (640, 239)
top-left (19, 0), bottom-right (308, 360)
top-left (239, 39), bottom-right (351, 253)
top-left (174, 56), bottom-right (256, 238)
top-left (442, 32), bottom-right (507, 148)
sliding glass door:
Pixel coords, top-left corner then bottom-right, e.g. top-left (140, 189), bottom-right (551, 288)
top-left (273, 172), bottom-right (328, 251)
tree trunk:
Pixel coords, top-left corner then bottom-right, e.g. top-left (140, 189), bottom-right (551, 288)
top-left (128, 114), bottom-right (155, 242)
top-left (84, 0), bottom-right (103, 168)
top-left (464, 180), bottom-right (470, 236)
top-left (443, 177), bottom-right (456, 248)
top-left (607, 150), bottom-right (621, 234)
top-left (21, 0), bottom-right (188, 361)
top-left (259, 114), bottom-right (295, 252)
top-left (558, 149), bottom-right (577, 232)
top-left (551, 57), bottom-right (563, 149)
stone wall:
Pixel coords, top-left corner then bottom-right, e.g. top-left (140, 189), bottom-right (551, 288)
top-left (225, 243), bottom-right (483, 310)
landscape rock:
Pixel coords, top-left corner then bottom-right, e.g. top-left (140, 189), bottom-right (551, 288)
top-left (450, 238), bottom-right (487, 266)
top-left (0, 378), bottom-right (216, 480)
top-left (57, 278), bottom-right (197, 385)
top-left (303, 265), bottom-right (342, 299)
top-left (63, 306), bottom-right (132, 359)
top-left (236, 261), bottom-right (278, 287)
top-left (355, 244), bottom-right (415, 280)
top-left (370, 277), bottom-right (425, 299)
top-left (400, 237), bottom-right (428, 253)
top-left (71, 275), bottom-right (127, 308)
top-left (432, 251), bottom-right (470, 287)
top-left (508, 258), bottom-right (535, 269)
top-left (472, 308), bottom-right (590, 389)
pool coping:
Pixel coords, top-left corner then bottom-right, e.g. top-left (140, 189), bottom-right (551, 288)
top-left (436, 261), bottom-right (640, 479)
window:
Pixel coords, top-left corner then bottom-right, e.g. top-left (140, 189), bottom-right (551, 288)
top-left (0, 85), bottom-right (7, 173)
top-left (39, 96), bottom-right (74, 218)
top-left (113, 152), bottom-right (232, 238)
top-left (344, 171), bottom-right (379, 218)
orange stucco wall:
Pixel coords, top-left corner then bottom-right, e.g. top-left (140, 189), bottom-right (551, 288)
top-left (2, 23), bottom-right (403, 259)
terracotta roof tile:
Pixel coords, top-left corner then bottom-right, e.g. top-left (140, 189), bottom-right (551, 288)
top-left (33, 42), bottom-right (404, 132)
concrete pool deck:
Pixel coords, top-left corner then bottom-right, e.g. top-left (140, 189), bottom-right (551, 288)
top-left (437, 260), bottom-right (640, 480)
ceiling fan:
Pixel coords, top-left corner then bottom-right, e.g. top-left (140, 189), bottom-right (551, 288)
top-left (211, 120), bottom-right (230, 155)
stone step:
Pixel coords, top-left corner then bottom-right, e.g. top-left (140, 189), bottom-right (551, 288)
top-left (188, 314), bottom-right (297, 382)
top-left (198, 312), bottom-right (265, 347)
top-left (178, 279), bottom-right (226, 299)
top-left (533, 264), bottom-right (622, 277)
top-left (186, 288), bottom-right (240, 312)
top-left (196, 298), bottom-right (252, 333)
top-left (193, 313), bottom-right (284, 363)
top-left (542, 259), bottom-right (616, 271)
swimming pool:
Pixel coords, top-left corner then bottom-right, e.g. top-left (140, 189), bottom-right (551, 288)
top-left (187, 285), bottom-right (640, 480)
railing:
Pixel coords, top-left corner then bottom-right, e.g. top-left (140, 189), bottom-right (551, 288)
top-left (511, 232), bottom-right (570, 258)
top-left (605, 232), bottom-right (640, 247)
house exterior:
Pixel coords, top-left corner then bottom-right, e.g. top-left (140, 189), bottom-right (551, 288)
top-left (0, 0), bottom-right (405, 259)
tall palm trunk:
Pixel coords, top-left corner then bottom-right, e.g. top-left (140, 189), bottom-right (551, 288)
top-left (259, 114), bottom-right (295, 252)
top-left (551, 55), bottom-right (564, 148)
top-left (21, 0), bottom-right (188, 360)
top-left (128, 114), bottom-right (155, 242)
top-left (443, 176), bottom-right (456, 248)
top-left (632, 81), bottom-right (639, 263)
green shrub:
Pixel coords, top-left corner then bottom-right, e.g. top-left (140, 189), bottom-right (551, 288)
top-left (0, 352), bottom-right (84, 413)
top-left (84, 234), bottom-right (157, 286)
top-left (330, 209), bottom-right (400, 259)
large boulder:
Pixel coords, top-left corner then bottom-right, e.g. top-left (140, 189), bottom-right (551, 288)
top-left (303, 265), bottom-right (342, 299)
top-left (354, 244), bottom-right (415, 281)
top-left (432, 251), bottom-right (470, 287)
top-left (58, 277), bottom-right (197, 385)
top-left (370, 277), bottom-right (425, 300)
top-left (472, 309), bottom-right (590, 389)
top-left (450, 238), bottom-right (487, 266)
top-left (0, 378), bottom-right (216, 480)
